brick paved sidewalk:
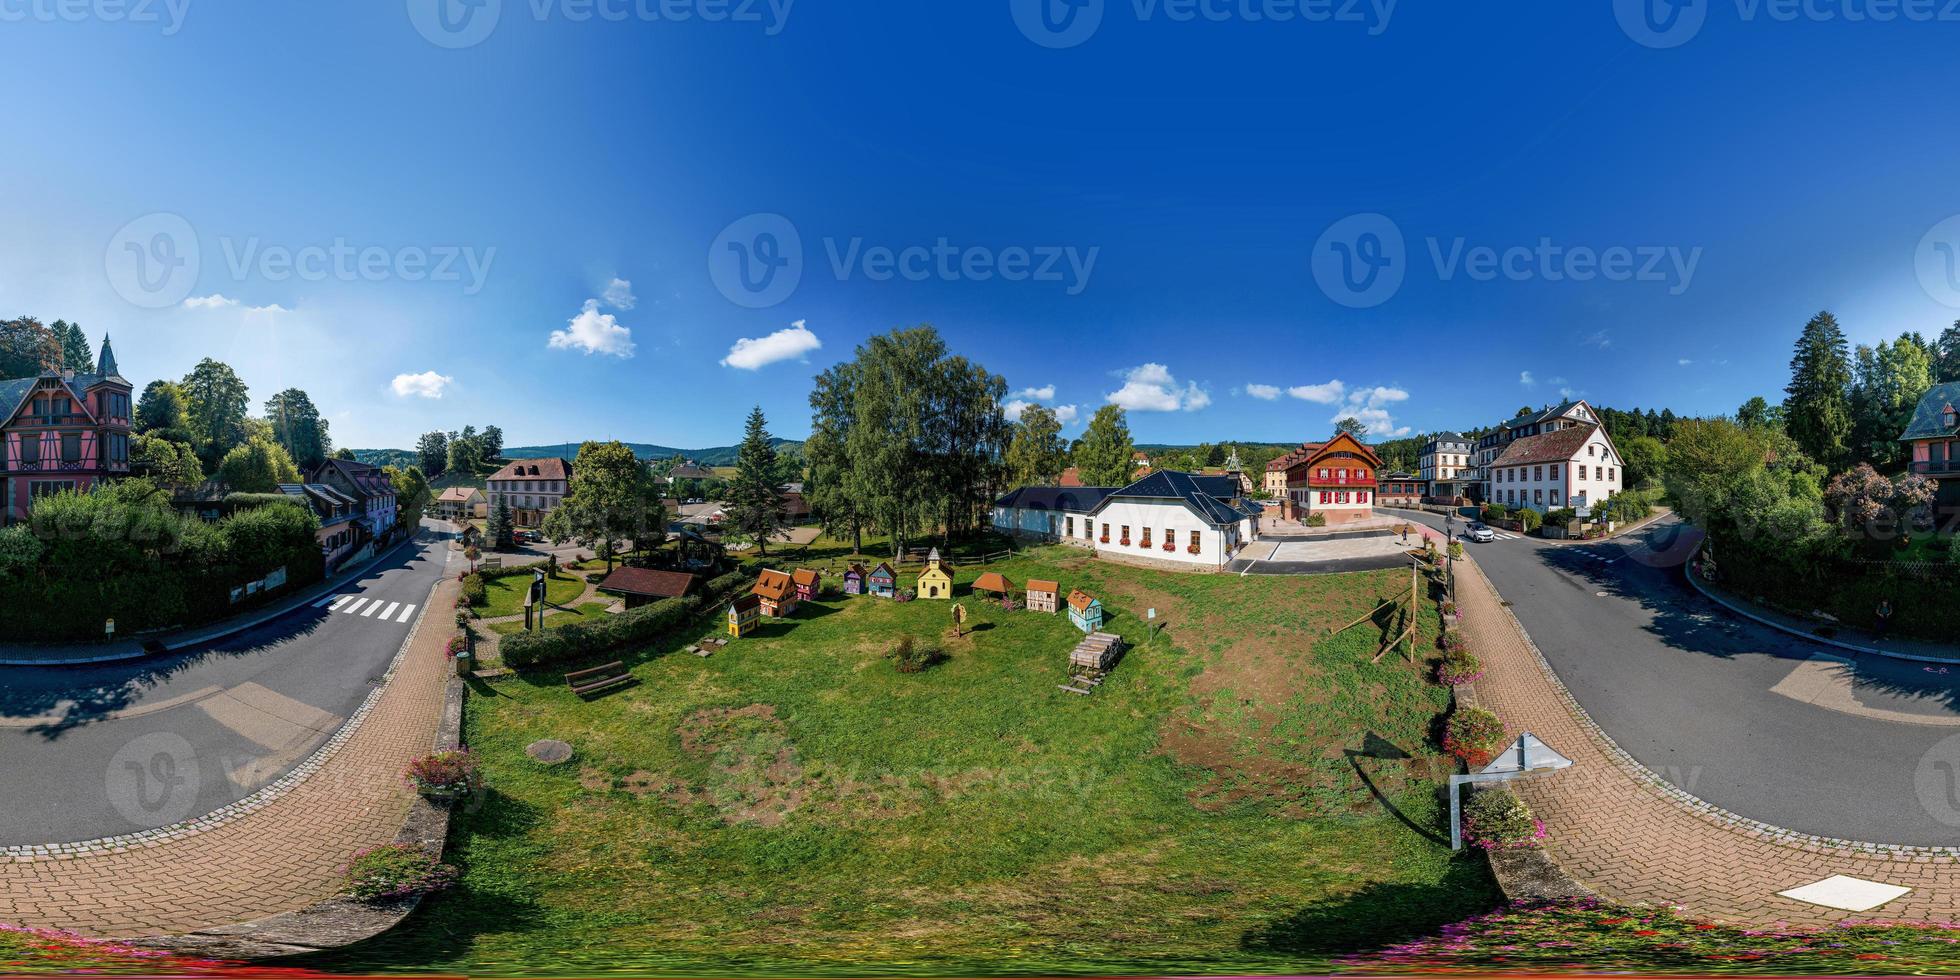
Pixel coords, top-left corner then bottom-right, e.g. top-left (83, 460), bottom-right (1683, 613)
top-left (1454, 556), bottom-right (1960, 926)
top-left (0, 577), bottom-right (460, 937)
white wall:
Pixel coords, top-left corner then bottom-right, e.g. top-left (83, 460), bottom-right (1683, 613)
top-left (1489, 429), bottom-right (1623, 513)
top-left (1087, 497), bottom-right (1236, 568)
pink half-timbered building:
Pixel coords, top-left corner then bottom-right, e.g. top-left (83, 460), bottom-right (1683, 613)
top-left (0, 336), bottom-right (131, 523)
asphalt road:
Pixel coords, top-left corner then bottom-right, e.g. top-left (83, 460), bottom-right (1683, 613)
top-left (0, 526), bottom-right (454, 847)
top-left (1387, 508), bottom-right (1960, 847)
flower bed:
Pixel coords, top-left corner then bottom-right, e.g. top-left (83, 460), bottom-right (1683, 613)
top-left (344, 843), bottom-right (459, 902)
top-left (404, 749), bottom-right (481, 798)
top-left (1437, 649), bottom-right (1484, 686)
top-left (1461, 787), bottom-right (1545, 850)
top-left (1443, 706), bottom-right (1504, 768)
top-left (0, 923), bottom-right (237, 975)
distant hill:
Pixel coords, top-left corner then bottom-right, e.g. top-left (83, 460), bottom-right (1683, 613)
top-left (347, 438), bottom-right (810, 468)
top-left (350, 448), bottom-right (419, 470)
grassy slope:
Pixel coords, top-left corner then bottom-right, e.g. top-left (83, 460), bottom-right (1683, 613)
top-left (311, 547), bottom-right (1497, 977)
top-left (476, 572), bottom-right (588, 620)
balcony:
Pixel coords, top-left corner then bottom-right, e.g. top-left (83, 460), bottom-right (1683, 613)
top-left (1910, 460), bottom-right (1960, 477)
top-left (4, 459), bottom-right (91, 473)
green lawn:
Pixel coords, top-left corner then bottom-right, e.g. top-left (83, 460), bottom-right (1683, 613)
top-left (487, 601), bottom-right (615, 635)
top-left (477, 572), bottom-right (588, 620)
top-left (310, 547), bottom-right (1497, 977)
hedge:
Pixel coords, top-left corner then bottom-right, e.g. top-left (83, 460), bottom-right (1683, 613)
top-left (500, 594), bottom-right (700, 668)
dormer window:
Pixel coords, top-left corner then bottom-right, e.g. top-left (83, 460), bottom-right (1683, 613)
top-left (1946, 405), bottom-right (1957, 431)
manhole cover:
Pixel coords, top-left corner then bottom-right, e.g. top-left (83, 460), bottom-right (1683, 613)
top-left (526, 739), bottom-right (574, 765)
top-left (1595, 592), bottom-right (1609, 597)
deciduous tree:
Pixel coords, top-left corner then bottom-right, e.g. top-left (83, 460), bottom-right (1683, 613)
top-left (181, 358), bottom-right (251, 469)
top-left (1074, 405), bottom-right (1134, 487)
top-left (265, 388), bottom-right (331, 470)
top-left (1005, 403), bottom-right (1067, 487)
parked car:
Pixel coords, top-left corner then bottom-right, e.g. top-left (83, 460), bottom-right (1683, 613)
top-left (1465, 522), bottom-right (1496, 543)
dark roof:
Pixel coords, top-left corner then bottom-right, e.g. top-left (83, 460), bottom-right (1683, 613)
top-left (1097, 470), bottom-right (1249, 527)
top-left (311, 457), bottom-right (395, 498)
top-left (489, 457), bottom-right (571, 481)
top-left (1492, 424), bottom-right (1600, 467)
top-left (598, 567), bottom-right (697, 599)
top-left (1505, 400), bottom-right (1584, 430)
top-left (731, 593), bottom-right (763, 613)
top-left (1423, 432), bottom-right (1471, 447)
top-left (994, 485), bottom-right (1121, 512)
top-left (1900, 382), bottom-right (1960, 441)
top-left (869, 562), bottom-right (897, 579)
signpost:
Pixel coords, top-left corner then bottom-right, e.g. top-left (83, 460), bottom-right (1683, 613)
top-left (1448, 731), bottom-right (1574, 851)
top-left (104, 618), bottom-right (115, 642)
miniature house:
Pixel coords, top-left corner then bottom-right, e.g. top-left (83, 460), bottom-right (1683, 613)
top-left (972, 571), bottom-right (1014, 598)
top-left (1066, 589), bottom-right (1103, 633)
top-left (753, 568), bottom-right (798, 617)
top-left (868, 561), bottom-right (898, 598)
top-left (1026, 579), bottom-right (1059, 614)
top-left (916, 548), bottom-right (954, 600)
top-left (728, 594), bottom-right (762, 638)
top-left (792, 568), bottom-right (821, 602)
top-left (843, 563), bottom-right (868, 595)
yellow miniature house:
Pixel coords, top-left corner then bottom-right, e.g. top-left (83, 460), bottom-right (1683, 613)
top-left (728, 594), bottom-right (762, 637)
top-left (916, 548), bottom-right (955, 600)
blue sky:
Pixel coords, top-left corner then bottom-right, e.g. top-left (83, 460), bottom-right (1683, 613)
top-left (5, 1), bottom-right (1960, 450)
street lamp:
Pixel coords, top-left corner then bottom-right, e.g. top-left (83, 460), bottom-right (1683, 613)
top-left (1449, 731), bottom-right (1574, 851)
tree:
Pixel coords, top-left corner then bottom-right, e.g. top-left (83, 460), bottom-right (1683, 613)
top-left (1824, 463), bottom-right (1938, 551)
top-left (1848, 334), bottom-right (1934, 470)
top-left (181, 358), bottom-right (251, 469)
top-left (332, 447), bottom-right (356, 461)
top-left (1621, 435), bottom-right (1668, 489)
top-left (542, 441), bottom-right (663, 572)
top-left (387, 466), bottom-right (430, 534)
top-left (1204, 443), bottom-right (1227, 467)
top-left (447, 426), bottom-right (483, 475)
top-left (1335, 416), bottom-right (1369, 439)
top-left (805, 360), bottom-right (865, 553)
top-left (1783, 310), bottom-right (1853, 472)
top-left (1935, 320), bottom-right (1960, 384)
top-left (416, 430), bottom-right (450, 478)
top-left (1074, 405), bottom-right (1135, 487)
top-left (724, 407), bottom-right (786, 556)
top-left (216, 436), bottom-right (301, 493)
top-left (1004, 403), bottom-right (1067, 487)
top-left (478, 425), bottom-right (504, 462)
top-left (136, 380), bottom-right (188, 434)
top-left (1736, 396), bottom-right (1776, 430)
top-left (51, 320), bottom-right (91, 371)
top-left (487, 495), bottom-right (515, 551)
top-left (0, 316), bottom-right (58, 378)
top-left (131, 432), bottom-right (205, 486)
top-left (265, 388), bottom-right (331, 470)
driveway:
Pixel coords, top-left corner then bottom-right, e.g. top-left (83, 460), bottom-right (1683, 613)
top-left (1387, 508), bottom-right (1960, 846)
top-left (0, 526), bottom-right (454, 847)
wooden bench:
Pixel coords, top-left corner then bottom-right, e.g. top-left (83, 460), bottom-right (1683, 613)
top-left (564, 661), bottom-right (634, 698)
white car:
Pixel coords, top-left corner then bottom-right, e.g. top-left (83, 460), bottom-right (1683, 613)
top-left (1465, 522), bottom-right (1496, 543)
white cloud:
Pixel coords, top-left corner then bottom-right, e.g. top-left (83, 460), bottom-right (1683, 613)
top-left (1678, 358), bottom-right (1694, 366)
top-left (549, 299), bottom-right (636, 357)
top-left (391, 371), bottom-right (454, 399)
top-left (1287, 380), bottom-right (1346, 404)
top-left (1329, 385), bottom-right (1412, 437)
top-left (1005, 396), bottom-right (1080, 425)
top-left (1584, 330), bottom-right (1612, 349)
top-left (1004, 399), bottom-right (1034, 420)
top-left (722, 319), bottom-right (821, 370)
top-left (1012, 384), bottom-right (1057, 401)
top-left (246, 303), bottom-right (290, 315)
top-left (602, 277), bottom-right (636, 310)
top-left (1519, 371), bottom-right (1536, 387)
top-left (1054, 404), bottom-right (1079, 424)
top-left (1107, 363), bottom-right (1210, 412)
top-left (1244, 383), bottom-right (1282, 401)
top-left (183, 294), bottom-right (239, 309)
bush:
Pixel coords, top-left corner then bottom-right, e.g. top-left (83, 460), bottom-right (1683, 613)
top-left (1437, 627), bottom-right (1467, 655)
top-left (1437, 649), bottom-right (1484, 686)
top-left (1305, 513), bottom-right (1328, 528)
top-left (1444, 706), bottom-right (1504, 768)
top-left (344, 844), bottom-right (458, 902)
top-left (404, 749), bottom-right (481, 797)
top-left (1544, 507), bottom-right (1578, 527)
top-left (1448, 541), bottom-right (1463, 560)
top-left (460, 573), bottom-right (488, 607)
top-left (1515, 509), bottom-right (1542, 533)
top-left (500, 593), bottom-right (699, 668)
top-left (1481, 503), bottom-right (1510, 523)
top-left (887, 635), bottom-right (943, 673)
top-left (477, 561), bottom-right (548, 581)
top-left (1462, 788), bottom-right (1545, 850)
top-left (703, 570), bottom-right (749, 603)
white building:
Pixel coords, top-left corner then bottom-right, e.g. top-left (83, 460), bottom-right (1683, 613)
top-left (1079, 471), bottom-right (1261, 570)
top-left (486, 457), bottom-right (571, 526)
top-left (1473, 399), bottom-right (1601, 501)
top-left (1488, 423), bottom-right (1624, 514)
top-left (991, 485), bottom-right (1120, 543)
top-left (1419, 432), bottom-right (1474, 499)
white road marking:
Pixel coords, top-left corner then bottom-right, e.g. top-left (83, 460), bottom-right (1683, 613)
top-left (314, 594), bottom-right (341, 609)
top-left (395, 603), bottom-right (418, 623)
top-left (326, 594), bottom-right (353, 610)
top-left (1778, 874), bottom-right (1911, 912)
top-left (376, 601), bottom-right (400, 620)
top-left (360, 600), bottom-right (385, 617)
top-left (339, 597), bottom-right (369, 616)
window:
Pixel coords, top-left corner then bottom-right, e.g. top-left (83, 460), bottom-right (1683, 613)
top-left (1101, 523), bottom-right (1110, 541)
top-left (30, 480), bottom-right (75, 498)
top-left (1066, 517), bottom-right (1074, 537)
top-left (1139, 527), bottom-right (1151, 549)
top-left (1318, 468), bottom-right (1328, 479)
top-left (1609, 467), bottom-right (1616, 481)
top-left (1534, 489), bottom-right (1544, 504)
top-left (19, 438), bottom-right (39, 464)
top-left (1319, 490), bottom-right (1330, 504)
top-left (1189, 530), bottom-right (1200, 551)
top-left (1533, 465), bottom-right (1544, 481)
top-left (61, 433), bottom-right (80, 462)
top-left (1549, 464), bottom-right (1559, 479)
top-left (1120, 524), bottom-right (1130, 545)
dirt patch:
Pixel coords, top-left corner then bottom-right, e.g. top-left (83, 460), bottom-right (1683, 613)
top-left (670, 704), bottom-right (811, 826)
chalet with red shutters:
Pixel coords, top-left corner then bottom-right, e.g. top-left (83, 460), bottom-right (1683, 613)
top-left (1282, 432), bottom-right (1381, 526)
top-left (0, 335), bottom-right (131, 523)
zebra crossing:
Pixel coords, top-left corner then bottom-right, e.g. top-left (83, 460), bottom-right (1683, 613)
top-left (312, 591), bottom-right (419, 624)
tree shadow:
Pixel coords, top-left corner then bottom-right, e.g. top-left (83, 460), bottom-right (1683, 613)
top-left (1239, 856), bottom-right (1499, 956)
top-left (1344, 732), bottom-right (1448, 848)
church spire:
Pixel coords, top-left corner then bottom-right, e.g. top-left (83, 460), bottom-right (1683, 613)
top-left (96, 334), bottom-right (118, 377)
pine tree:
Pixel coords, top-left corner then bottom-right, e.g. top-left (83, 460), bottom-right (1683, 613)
top-left (1784, 310), bottom-right (1854, 472)
top-left (52, 320), bottom-right (91, 371)
top-left (488, 495), bottom-right (515, 551)
top-left (726, 406), bottom-right (786, 556)
top-left (1935, 320), bottom-right (1960, 384)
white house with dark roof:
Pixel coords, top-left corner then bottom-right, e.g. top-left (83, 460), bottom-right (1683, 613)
top-left (1488, 423), bottom-right (1622, 514)
top-left (1080, 470), bottom-right (1262, 570)
top-left (1473, 399), bottom-right (1601, 502)
top-left (487, 457), bottom-right (571, 526)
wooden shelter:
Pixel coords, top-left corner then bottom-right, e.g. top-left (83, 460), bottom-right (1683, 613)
top-left (868, 561), bottom-right (898, 598)
top-left (753, 568), bottom-right (798, 617)
top-left (596, 567), bottom-right (697, 610)
top-left (972, 571), bottom-right (1015, 598)
top-left (842, 563), bottom-right (868, 595)
top-left (916, 548), bottom-right (954, 600)
top-left (792, 568), bottom-right (822, 601)
top-left (1026, 579), bottom-right (1060, 614)
top-left (1066, 589), bottom-right (1103, 633)
top-left (728, 594), bottom-right (762, 638)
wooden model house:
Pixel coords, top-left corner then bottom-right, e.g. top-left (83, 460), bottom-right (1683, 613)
top-left (1066, 589), bottom-right (1103, 633)
top-left (1026, 579), bottom-right (1060, 614)
top-left (753, 568), bottom-right (798, 617)
top-left (868, 561), bottom-right (898, 598)
top-left (792, 568), bottom-right (822, 602)
top-left (728, 594), bottom-right (762, 637)
top-left (972, 571), bottom-right (1014, 598)
top-left (916, 548), bottom-right (955, 600)
top-left (842, 563), bottom-right (868, 595)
